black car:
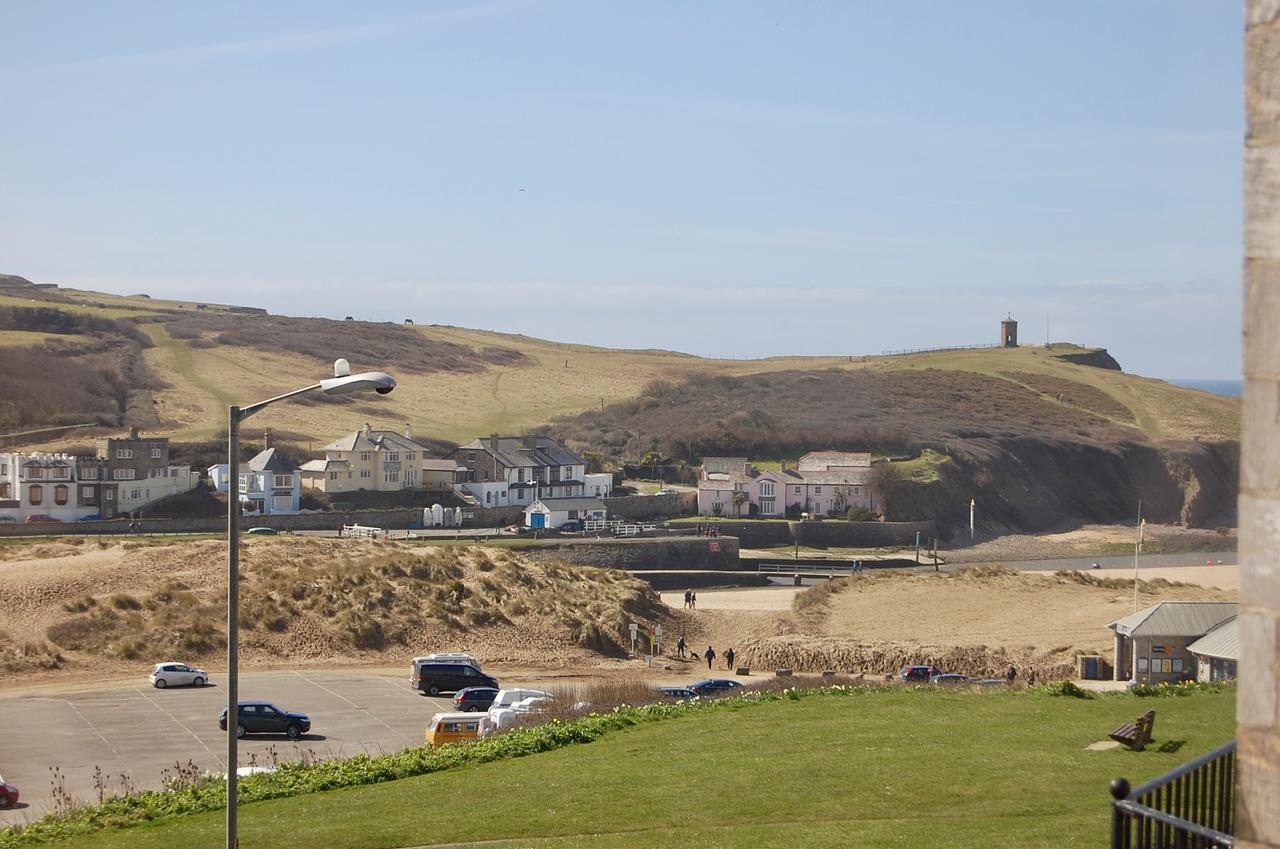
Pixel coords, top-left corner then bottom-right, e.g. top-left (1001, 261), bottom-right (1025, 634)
top-left (413, 662), bottom-right (498, 696)
top-left (688, 679), bottom-right (744, 696)
top-left (658, 687), bottom-right (699, 700)
top-left (453, 686), bottom-right (500, 712)
top-left (898, 665), bottom-right (943, 683)
top-left (218, 702), bottom-right (311, 739)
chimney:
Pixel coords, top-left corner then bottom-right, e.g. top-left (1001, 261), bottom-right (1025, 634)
top-left (522, 434), bottom-right (536, 449)
top-left (264, 428), bottom-right (273, 449)
top-left (490, 432), bottom-right (500, 452)
top-left (128, 426), bottom-right (139, 439)
top-left (363, 422), bottom-right (372, 439)
top-left (403, 422), bottom-right (412, 440)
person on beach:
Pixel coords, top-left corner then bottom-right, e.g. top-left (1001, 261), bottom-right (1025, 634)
top-left (705, 646), bottom-right (716, 670)
top-left (683, 589), bottom-right (692, 609)
top-left (690, 591), bottom-right (697, 610)
top-left (676, 635), bottom-right (686, 658)
top-left (725, 647), bottom-right (735, 671)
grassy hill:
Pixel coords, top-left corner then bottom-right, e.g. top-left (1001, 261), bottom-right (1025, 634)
top-left (0, 275), bottom-right (1240, 531)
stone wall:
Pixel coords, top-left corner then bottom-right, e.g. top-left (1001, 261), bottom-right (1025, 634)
top-left (1240, 6), bottom-right (1280, 845)
top-left (519, 535), bottom-right (739, 571)
top-left (690, 520), bottom-right (935, 549)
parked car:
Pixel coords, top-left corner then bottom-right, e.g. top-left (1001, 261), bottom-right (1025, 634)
top-left (658, 687), bottom-right (699, 700)
top-left (411, 660), bottom-right (497, 696)
top-left (929, 674), bottom-right (971, 686)
top-left (453, 686), bottom-right (499, 712)
top-left (218, 702), bottom-right (311, 739)
top-left (655, 488), bottom-right (677, 496)
top-left (425, 711), bottom-right (483, 746)
top-left (558, 519), bottom-right (584, 531)
top-left (245, 527), bottom-right (278, 535)
top-left (0, 775), bottom-right (17, 810)
top-left (24, 514), bottom-right (57, 524)
top-left (150, 662), bottom-right (209, 689)
top-left (688, 679), bottom-right (744, 696)
top-left (0, 516), bottom-right (16, 523)
top-left (79, 514), bottom-right (102, 522)
top-left (898, 665), bottom-right (943, 683)
top-left (489, 688), bottom-right (552, 711)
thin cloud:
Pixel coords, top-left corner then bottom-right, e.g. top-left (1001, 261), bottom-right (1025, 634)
top-left (4, 1), bottom-right (531, 78)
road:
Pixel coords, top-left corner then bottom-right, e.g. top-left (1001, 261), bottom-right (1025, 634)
top-left (0, 669), bottom-right (454, 821)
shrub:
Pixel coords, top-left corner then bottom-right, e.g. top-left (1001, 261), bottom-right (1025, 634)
top-left (1037, 680), bottom-right (1093, 699)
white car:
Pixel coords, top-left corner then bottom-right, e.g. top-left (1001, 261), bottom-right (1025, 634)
top-left (150, 662), bottom-right (209, 689)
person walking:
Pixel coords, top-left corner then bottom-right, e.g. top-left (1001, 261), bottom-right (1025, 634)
top-left (683, 590), bottom-right (692, 609)
top-left (705, 646), bottom-right (716, 670)
top-left (676, 635), bottom-right (686, 658)
top-left (690, 591), bottom-right (697, 610)
top-left (1006, 664), bottom-right (1017, 684)
top-left (725, 647), bottom-right (735, 671)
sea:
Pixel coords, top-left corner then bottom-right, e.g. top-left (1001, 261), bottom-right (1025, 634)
top-left (1167, 379), bottom-right (1243, 397)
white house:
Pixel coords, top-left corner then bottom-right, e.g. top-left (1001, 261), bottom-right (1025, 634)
top-left (524, 497), bottom-right (607, 529)
top-left (448, 435), bottom-right (589, 508)
top-left (210, 448), bottom-right (301, 515)
top-left (696, 454), bottom-right (877, 518)
top-left (0, 452), bottom-right (119, 523)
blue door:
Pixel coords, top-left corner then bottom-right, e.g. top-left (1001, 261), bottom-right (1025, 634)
top-left (530, 512), bottom-right (545, 529)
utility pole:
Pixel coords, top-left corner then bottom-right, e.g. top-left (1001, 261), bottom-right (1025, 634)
top-left (969, 498), bottom-right (975, 542)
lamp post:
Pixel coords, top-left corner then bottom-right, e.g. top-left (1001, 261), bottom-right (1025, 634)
top-left (225, 359), bottom-right (394, 849)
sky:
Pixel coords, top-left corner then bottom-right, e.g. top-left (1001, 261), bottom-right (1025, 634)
top-left (0, 2), bottom-right (1243, 378)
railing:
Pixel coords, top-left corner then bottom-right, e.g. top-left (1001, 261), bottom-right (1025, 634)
top-left (1110, 739), bottom-right (1235, 849)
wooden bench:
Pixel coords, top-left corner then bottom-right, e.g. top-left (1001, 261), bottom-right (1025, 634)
top-left (1109, 709), bottom-right (1157, 751)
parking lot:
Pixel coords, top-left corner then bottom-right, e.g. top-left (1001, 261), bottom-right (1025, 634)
top-left (0, 669), bottom-right (458, 819)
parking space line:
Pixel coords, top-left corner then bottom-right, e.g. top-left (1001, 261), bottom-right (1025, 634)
top-left (66, 700), bottom-right (122, 762)
top-left (290, 671), bottom-right (406, 739)
top-left (131, 687), bottom-right (220, 761)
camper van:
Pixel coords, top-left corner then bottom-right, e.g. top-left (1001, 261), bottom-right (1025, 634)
top-left (425, 712), bottom-right (483, 746)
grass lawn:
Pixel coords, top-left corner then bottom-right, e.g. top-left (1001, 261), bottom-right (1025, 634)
top-left (65, 688), bottom-right (1234, 849)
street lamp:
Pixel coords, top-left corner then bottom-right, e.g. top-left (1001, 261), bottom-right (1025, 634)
top-left (225, 358), bottom-right (394, 849)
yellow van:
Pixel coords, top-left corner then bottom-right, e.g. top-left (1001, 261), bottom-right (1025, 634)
top-left (425, 712), bottom-right (483, 746)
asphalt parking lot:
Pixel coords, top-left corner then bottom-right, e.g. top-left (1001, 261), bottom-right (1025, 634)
top-left (0, 669), bottom-right (455, 820)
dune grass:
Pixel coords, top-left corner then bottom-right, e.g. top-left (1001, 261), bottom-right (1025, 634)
top-left (59, 687), bottom-right (1234, 849)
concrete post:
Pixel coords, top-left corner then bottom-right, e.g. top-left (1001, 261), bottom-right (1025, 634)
top-left (1240, 4), bottom-right (1280, 845)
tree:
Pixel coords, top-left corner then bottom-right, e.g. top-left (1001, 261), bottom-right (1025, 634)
top-left (732, 491), bottom-right (749, 518)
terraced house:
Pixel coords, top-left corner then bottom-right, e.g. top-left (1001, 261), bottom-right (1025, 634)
top-left (0, 452), bottom-right (118, 523)
top-left (697, 452), bottom-right (878, 518)
top-left (447, 434), bottom-right (612, 508)
top-left (300, 423), bottom-right (459, 494)
top-left (95, 430), bottom-right (198, 513)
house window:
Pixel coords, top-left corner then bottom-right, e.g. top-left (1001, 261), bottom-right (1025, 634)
top-left (0, 482), bottom-right (8, 498)
top-left (81, 466), bottom-right (98, 480)
top-left (853, 486), bottom-right (861, 496)
top-left (113, 469), bottom-right (135, 480)
top-left (517, 490), bottom-right (525, 501)
top-left (105, 490), bottom-right (114, 500)
top-left (407, 452), bottom-right (415, 461)
top-left (760, 481), bottom-right (774, 497)
top-left (518, 468), bottom-right (526, 482)
top-left (814, 487), bottom-right (822, 494)
top-left (29, 484), bottom-right (43, 505)
top-left (54, 485), bottom-right (69, 506)
top-left (26, 466), bottom-right (45, 480)
top-left (52, 467), bottom-right (70, 480)
top-left (388, 452), bottom-right (399, 462)
top-left (273, 474), bottom-right (292, 488)
top-left (116, 448), bottom-right (133, 459)
top-left (150, 447), bottom-right (162, 459)
top-left (759, 498), bottom-right (776, 514)
top-left (467, 452), bottom-right (476, 464)
top-left (486, 491), bottom-right (492, 504)
top-left (385, 471), bottom-right (399, 483)
top-left (794, 486), bottom-right (802, 494)
top-left (131, 489), bottom-right (142, 500)
top-left (360, 470), bottom-right (371, 479)
top-left (329, 472), bottom-right (338, 480)
top-left (81, 486), bottom-right (94, 499)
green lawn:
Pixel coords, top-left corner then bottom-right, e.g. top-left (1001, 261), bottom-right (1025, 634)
top-left (64, 688), bottom-right (1234, 849)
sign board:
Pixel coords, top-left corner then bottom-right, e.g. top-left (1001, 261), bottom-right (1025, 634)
top-left (709, 540), bottom-right (720, 552)
top-left (629, 623), bottom-right (639, 638)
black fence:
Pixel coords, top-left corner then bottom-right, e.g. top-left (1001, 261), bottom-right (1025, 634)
top-left (1110, 739), bottom-right (1235, 849)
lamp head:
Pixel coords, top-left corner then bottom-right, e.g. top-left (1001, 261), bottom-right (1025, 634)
top-left (319, 371), bottom-right (396, 395)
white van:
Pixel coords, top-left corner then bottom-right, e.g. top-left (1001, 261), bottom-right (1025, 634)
top-left (489, 688), bottom-right (551, 710)
top-left (412, 653), bottom-right (480, 669)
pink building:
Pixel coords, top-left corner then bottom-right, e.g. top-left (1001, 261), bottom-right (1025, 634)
top-left (696, 454), bottom-right (877, 518)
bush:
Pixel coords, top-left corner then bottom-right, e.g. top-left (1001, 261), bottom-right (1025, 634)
top-left (1037, 680), bottom-right (1093, 699)
top-left (844, 506), bottom-right (878, 522)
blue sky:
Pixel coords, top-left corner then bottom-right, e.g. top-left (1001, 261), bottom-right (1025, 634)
top-left (0, 2), bottom-right (1242, 378)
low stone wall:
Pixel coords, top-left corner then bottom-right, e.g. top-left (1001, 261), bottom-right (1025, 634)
top-left (519, 535), bottom-right (739, 572)
top-left (687, 519), bottom-right (935, 548)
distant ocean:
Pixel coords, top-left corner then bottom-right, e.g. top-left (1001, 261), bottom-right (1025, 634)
top-left (1167, 379), bottom-right (1243, 397)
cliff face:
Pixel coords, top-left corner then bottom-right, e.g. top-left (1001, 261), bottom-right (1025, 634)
top-left (883, 437), bottom-right (1238, 534)
top-left (1053, 349), bottom-right (1122, 370)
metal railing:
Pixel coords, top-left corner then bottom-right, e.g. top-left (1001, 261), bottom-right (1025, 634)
top-left (1110, 739), bottom-right (1235, 849)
